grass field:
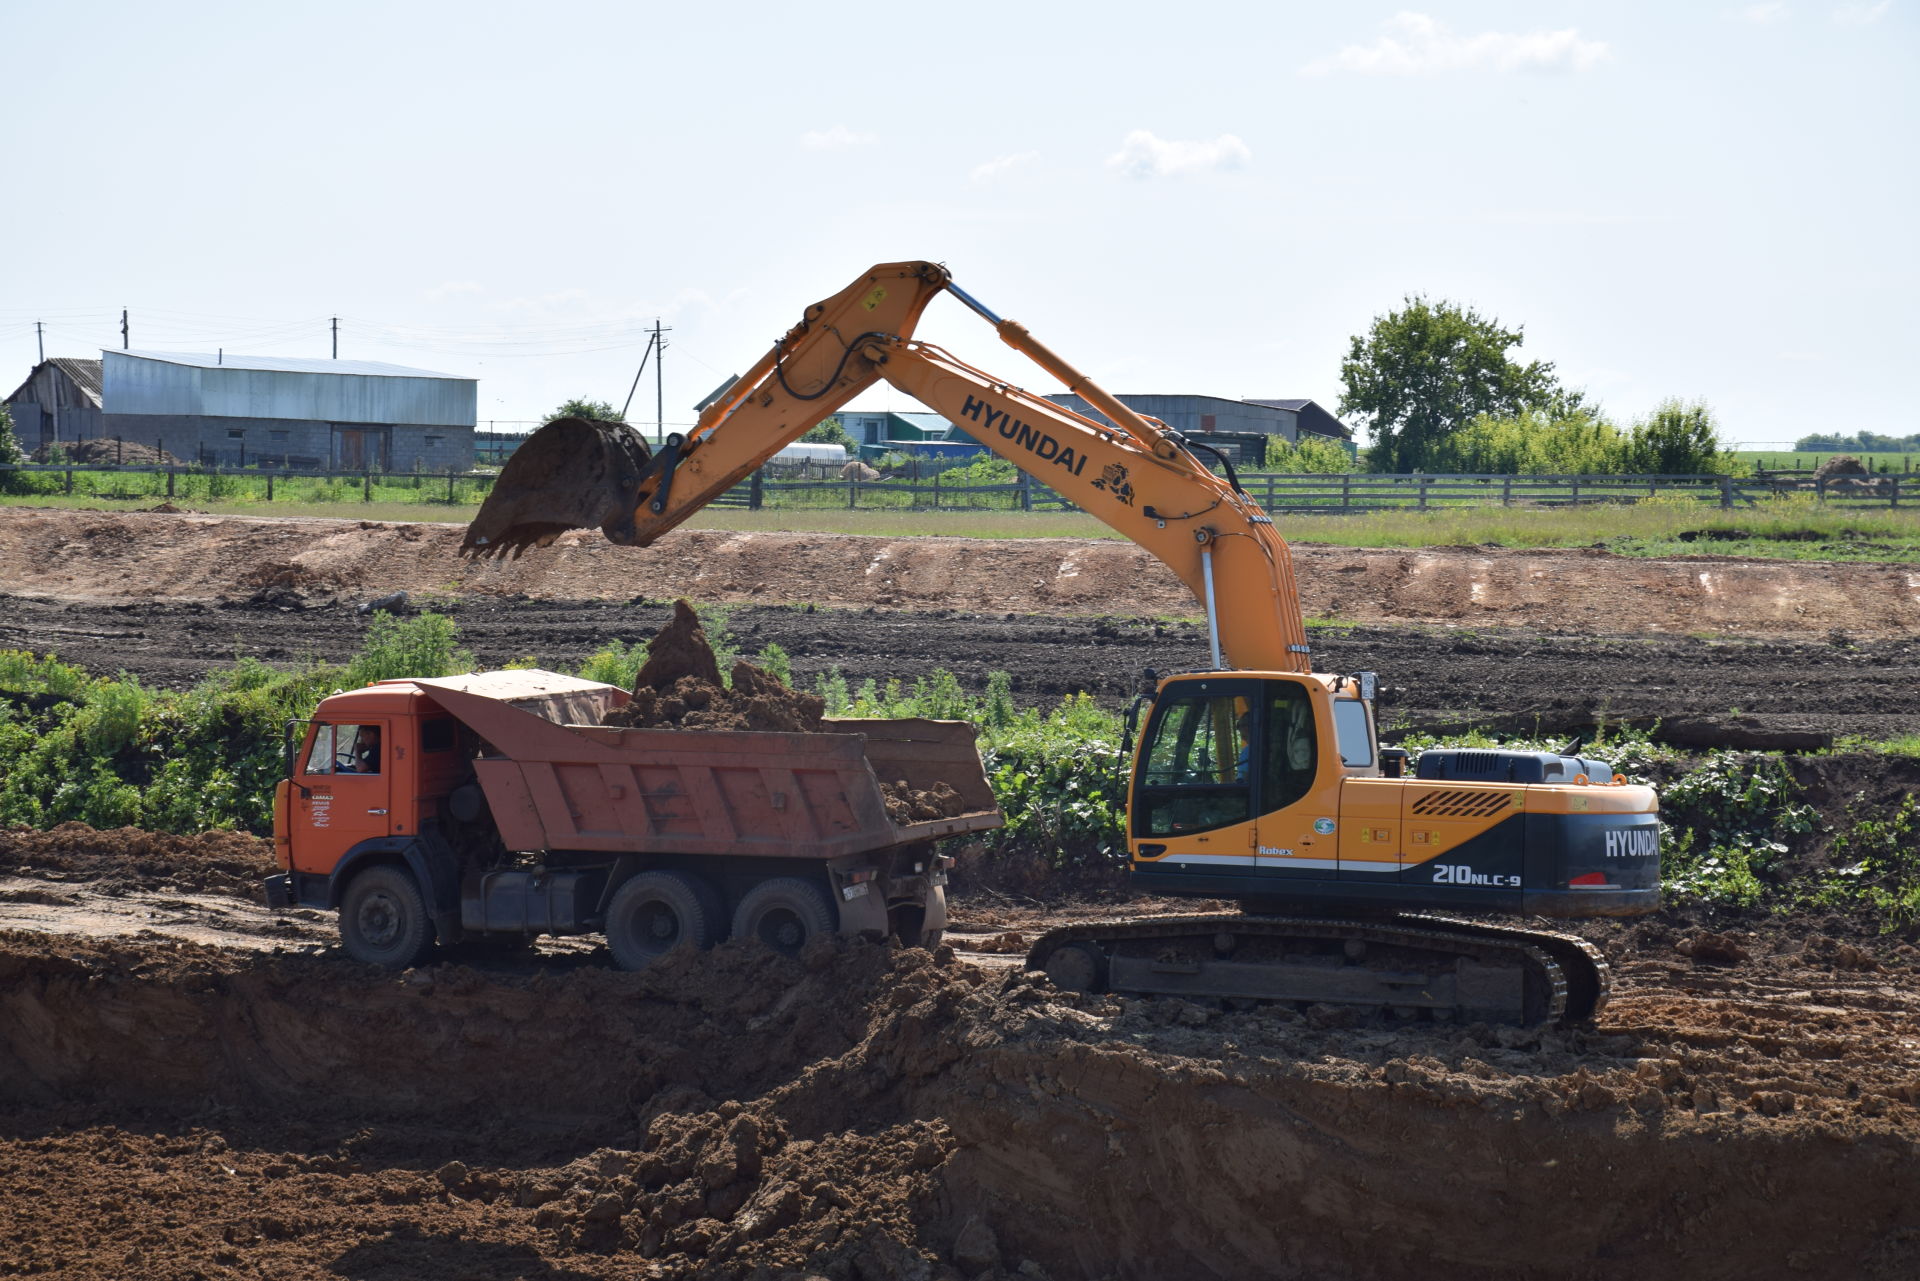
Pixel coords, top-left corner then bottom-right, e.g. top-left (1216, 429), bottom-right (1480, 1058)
top-left (1736, 450), bottom-right (1919, 472)
top-left (6, 490), bottom-right (1920, 560)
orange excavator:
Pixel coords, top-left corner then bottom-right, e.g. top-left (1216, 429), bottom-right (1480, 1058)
top-left (465, 261), bottom-right (1659, 1025)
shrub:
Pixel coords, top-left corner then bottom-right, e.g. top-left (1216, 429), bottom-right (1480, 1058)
top-left (344, 611), bottom-right (473, 687)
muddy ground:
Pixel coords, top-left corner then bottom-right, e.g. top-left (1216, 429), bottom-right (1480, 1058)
top-left (2, 507), bottom-right (1919, 1278)
top-left (1, 826), bottom-right (1918, 1281)
top-left (4, 591), bottom-right (1917, 747)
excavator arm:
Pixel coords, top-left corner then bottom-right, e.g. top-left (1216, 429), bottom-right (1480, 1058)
top-left (466, 261), bottom-right (1313, 673)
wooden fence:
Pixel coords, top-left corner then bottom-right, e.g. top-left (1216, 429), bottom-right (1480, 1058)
top-left (2, 463), bottom-right (1912, 512)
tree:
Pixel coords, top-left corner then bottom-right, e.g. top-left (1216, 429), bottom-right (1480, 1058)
top-left (1620, 399), bottom-right (1732, 475)
top-left (1339, 296), bottom-right (1566, 473)
top-left (550, 397), bottom-right (621, 422)
top-left (801, 417), bottom-right (855, 449)
top-left (0, 405), bottom-right (22, 468)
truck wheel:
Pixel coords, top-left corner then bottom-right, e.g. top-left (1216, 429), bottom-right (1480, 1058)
top-left (733, 878), bottom-right (838, 957)
top-left (340, 865), bottom-right (435, 969)
top-left (606, 871), bottom-right (725, 971)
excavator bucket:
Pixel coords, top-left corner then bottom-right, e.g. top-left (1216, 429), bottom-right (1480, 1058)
top-left (462, 417), bottom-right (654, 557)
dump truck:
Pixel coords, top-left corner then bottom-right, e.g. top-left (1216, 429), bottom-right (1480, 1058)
top-left (265, 669), bottom-right (1001, 968)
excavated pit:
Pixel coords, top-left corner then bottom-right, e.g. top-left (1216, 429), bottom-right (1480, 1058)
top-left (1, 923), bottom-right (1917, 1280)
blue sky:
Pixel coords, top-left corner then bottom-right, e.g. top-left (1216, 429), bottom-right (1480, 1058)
top-left (3, 1), bottom-right (1912, 447)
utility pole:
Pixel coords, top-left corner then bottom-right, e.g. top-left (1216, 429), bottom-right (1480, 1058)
top-left (654, 318), bottom-right (671, 446)
top-left (332, 316), bottom-right (339, 359)
top-left (121, 309), bottom-right (129, 349)
top-left (35, 322), bottom-right (43, 364)
top-left (618, 331), bottom-right (657, 424)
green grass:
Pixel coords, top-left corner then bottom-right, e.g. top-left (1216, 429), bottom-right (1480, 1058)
top-left (1736, 450), bottom-right (1919, 473)
top-left (7, 487), bottom-right (1919, 560)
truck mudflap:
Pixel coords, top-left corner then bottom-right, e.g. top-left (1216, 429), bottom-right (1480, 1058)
top-left (1025, 913), bottom-right (1612, 1027)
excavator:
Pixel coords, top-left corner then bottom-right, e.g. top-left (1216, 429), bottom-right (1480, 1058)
top-left (463, 261), bottom-right (1660, 1026)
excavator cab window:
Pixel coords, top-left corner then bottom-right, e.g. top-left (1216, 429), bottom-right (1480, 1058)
top-left (1134, 682), bottom-right (1259, 836)
top-left (1135, 679), bottom-right (1321, 838)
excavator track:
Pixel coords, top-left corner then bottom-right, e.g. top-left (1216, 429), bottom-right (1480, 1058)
top-left (1024, 913), bottom-right (1608, 1028)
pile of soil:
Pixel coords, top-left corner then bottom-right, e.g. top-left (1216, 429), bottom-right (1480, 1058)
top-left (31, 438), bottom-right (184, 466)
top-left (604, 599), bottom-right (827, 734)
top-left (0, 822), bottom-right (274, 901)
top-left (879, 779), bottom-right (970, 822)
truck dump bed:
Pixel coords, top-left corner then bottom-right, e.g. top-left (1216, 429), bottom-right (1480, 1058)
top-left (412, 676), bottom-right (1001, 859)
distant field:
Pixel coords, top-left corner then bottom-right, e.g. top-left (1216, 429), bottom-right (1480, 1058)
top-left (1736, 450), bottom-right (1918, 472)
top-left (6, 491), bottom-right (1918, 561)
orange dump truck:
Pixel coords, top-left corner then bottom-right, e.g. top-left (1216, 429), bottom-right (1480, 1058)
top-left (265, 670), bottom-right (1002, 969)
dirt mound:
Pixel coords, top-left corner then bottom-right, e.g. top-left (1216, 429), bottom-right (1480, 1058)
top-left (0, 822), bottom-right (274, 900)
top-left (0, 924), bottom-right (1915, 1279)
top-left (1814, 454), bottom-right (1871, 481)
top-left (5, 507), bottom-right (1920, 638)
top-left (605, 599), bottom-right (827, 733)
top-left (31, 438), bottom-right (184, 466)
top-left (879, 779), bottom-right (970, 823)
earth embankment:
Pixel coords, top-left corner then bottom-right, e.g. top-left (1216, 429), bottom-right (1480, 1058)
top-left (4, 507), bottom-right (1919, 636)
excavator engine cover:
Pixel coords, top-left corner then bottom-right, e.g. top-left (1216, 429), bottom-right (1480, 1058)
top-left (463, 416), bottom-right (653, 557)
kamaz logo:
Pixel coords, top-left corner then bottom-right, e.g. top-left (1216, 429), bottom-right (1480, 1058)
top-left (1604, 829), bottom-right (1658, 859)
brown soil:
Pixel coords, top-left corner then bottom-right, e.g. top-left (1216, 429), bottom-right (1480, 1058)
top-left (0, 909), bottom-right (1915, 1281)
top-left (604, 600), bottom-right (827, 734)
top-left (0, 802), bottom-right (1917, 1279)
top-left (3, 507), bottom-right (1919, 638)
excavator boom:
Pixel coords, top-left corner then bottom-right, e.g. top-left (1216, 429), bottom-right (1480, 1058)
top-left (467, 261), bottom-right (1312, 672)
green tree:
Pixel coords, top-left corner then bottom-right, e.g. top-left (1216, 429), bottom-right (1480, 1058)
top-left (1620, 398), bottom-right (1733, 475)
top-left (550, 397), bottom-right (621, 422)
top-left (0, 405), bottom-right (22, 467)
top-left (1339, 297), bottom-right (1566, 473)
top-left (801, 417), bottom-right (855, 449)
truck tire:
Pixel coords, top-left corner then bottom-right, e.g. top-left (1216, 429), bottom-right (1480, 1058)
top-left (733, 877), bottom-right (838, 957)
top-left (340, 864), bottom-right (435, 969)
top-left (606, 870), bottom-right (725, 971)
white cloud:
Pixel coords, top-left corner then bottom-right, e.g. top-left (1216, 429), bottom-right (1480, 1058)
top-left (799, 125), bottom-right (876, 150)
top-left (1106, 131), bottom-right (1251, 180)
top-left (970, 151), bottom-right (1040, 182)
top-left (1737, 3), bottom-right (1790, 22)
top-left (1303, 12), bottom-right (1611, 75)
top-left (1832, 1), bottom-right (1891, 24)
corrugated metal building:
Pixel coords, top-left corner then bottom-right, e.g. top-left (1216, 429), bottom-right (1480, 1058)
top-left (4, 358), bottom-right (105, 448)
top-left (97, 350), bottom-right (476, 470)
top-left (7, 351), bottom-right (477, 470)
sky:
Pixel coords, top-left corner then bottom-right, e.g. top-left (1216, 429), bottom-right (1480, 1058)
top-left (2, 1), bottom-right (1913, 448)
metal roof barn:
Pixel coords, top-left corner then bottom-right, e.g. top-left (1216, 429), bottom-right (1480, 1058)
top-left (101, 350), bottom-right (476, 426)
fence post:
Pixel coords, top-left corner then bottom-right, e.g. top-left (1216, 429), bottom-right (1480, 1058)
top-left (931, 468), bottom-right (940, 510)
top-left (1891, 475), bottom-right (1901, 509)
top-left (1418, 476), bottom-right (1429, 511)
top-left (65, 467), bottom-right (73, 494)
top-left (447, 469), bottom-right (456, 503)
top-left (267, 471), bottom-right (275, 502)
top-left (1720, 475), bottom-right (1733, 510)
top-left (364, 470), bottom-right (372, 502)
top-left (749, 469), bottom-right (764, 511)
top-left (1571, 476), bottom-right (1581, 506)
top-left (1021, 471), bottom-right (1033, 512)
top-left (1341, 474), bottom-right (1351, 513)
top-left (1502, 476), bottom-right (1513, 507)
top-left (167, 467), bottom-right (175, 498)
